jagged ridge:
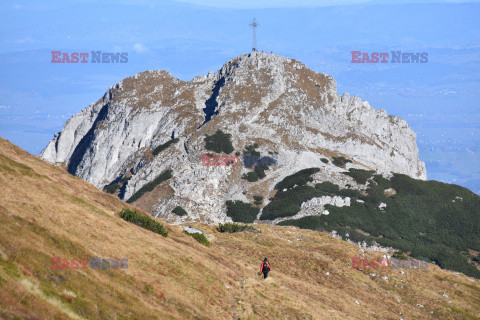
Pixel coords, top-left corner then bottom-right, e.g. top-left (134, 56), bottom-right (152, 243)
top-left (40, 52), bottom-right (426, 223)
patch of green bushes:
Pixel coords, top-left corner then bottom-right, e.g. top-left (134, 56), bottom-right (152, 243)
top-left (118, 209), bottom-right (168, 237)
top-left (346, 228), bottom-right (374, 246)
top-left (260, 185), bottom-right (329, 220)
top-left (152, 138), bottom-right (179, 156)
top-left (342, 168), bottom-right (375, 185)
top-left (242, 164), bottom-right (270, 182)
top-left (372, 174), bottom-right (391, 189)
top-left (336, 188), bottom-right (365, 199)
top-left (242, 172), bottom-right (259, 182)
top-left (225, 200), bottom-right (259, 223)
top-left (184, 230), bottom-right (210, 247)
top-left (204, 130), bottom-right (234, 154)
top-left (241, 144), bottom-right (274, 182)
top-left (254, 165), bottom-right (267, 179)
top-left (278, 173), bottom-right (480, 279)
top-left (315, 181), bottom-right (340, 193)
top-left (260, 169), bottom-right (326, 220)
top-left (363, 181), bottom-right (386, 203)
top-left (172, 206), bottom-right (187, 216)
top-left (217, 222), bottom-right (253, 233)
top-left (274, 168), bottom-right (320, 190)
top-left (332, 156), bottom-right (352, 168)
top-left (105, 174), bottom-right (132, 196)
top-left (253, 195), bottom-right (263, 202)
top-left (243, 143), bottom-right (260, 157)
top-left (321, 158), bottom-right (329, 164)
top-left (278, 215), bottom-right (323, 230)
top-left (104, 183), bottom-right (120, 194)
top-left (314, 180), bottom-right (365, 199)
top-left (126, 169), bottom-right (173, 203)
top-left (253, 195), bottom-right (263, 206)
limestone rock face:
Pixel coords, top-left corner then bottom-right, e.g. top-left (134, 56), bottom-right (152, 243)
top-left (40, 52), bottom-right (426, 224)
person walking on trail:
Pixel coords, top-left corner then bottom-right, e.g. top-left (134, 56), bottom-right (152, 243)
top-left (260, 258), bottom-right (271, 279)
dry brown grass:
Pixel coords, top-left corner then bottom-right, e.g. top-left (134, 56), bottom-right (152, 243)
top-left (131, 183), bottom-right (175, 213)
top-left (0, 137), bottom-right (479, 319)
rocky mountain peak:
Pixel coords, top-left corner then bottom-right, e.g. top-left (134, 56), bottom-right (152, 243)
top-left (40, 52), bottom-right (426, 223)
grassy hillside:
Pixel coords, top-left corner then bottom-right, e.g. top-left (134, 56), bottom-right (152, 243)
top-left (0, 137), bottom-right (479, 319)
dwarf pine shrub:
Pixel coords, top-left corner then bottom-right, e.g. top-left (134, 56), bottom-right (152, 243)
top-left (184, 230), bottom-right (210, 247)
top-left (217, 222), bottom-right (251, 233)
top-left (204, 130), bottom-right (234, 154)
top-left (126, 169), bottom-right (172, 203)
top-left (118, 209), bottom-right (168, 237)
top-left (172, 206), bottom-right (187, 216)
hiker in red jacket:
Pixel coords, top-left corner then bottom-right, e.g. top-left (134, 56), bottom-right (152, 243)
top-left (260, 258), bottom-right (271, 279)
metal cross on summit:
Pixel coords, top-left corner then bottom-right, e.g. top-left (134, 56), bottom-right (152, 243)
top-left (249, 18), bottom-right (259, 52)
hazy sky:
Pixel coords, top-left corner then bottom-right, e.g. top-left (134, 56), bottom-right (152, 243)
top-left (174, 0), bottom-right (480, 8)
top-left (0, 0), bottom-right (479, 193)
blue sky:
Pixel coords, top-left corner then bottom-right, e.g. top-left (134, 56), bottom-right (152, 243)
top-left (0, 0), bottom-right (479, 193)
top-left (175, 0), bottom-right (480, 7)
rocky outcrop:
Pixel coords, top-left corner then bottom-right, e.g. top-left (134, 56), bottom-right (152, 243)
top-left (40, 52), bottom-right (426, 224)
top-left (301, 196), bottom-right (351, 209)
top-left (268, 195), bottom-right (352, 225)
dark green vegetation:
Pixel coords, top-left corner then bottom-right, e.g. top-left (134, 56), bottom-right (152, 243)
top-left (254, 165), bottom-right (267, 179)
top-left (332, 156), bottom-right (352, 168)
top-left (261, 186), bottom-right (329, 220)
top-left (126, 169), bottom-right (172, 203)
top-left (225, 200), bottom-right (260, 223)
top-left (242, 165), bottom-right (269, 182)
top-left (315, 181), bottom-right (339, 193)
top-left (242, 171), bottom-right (260, 182)
top-left (241, 144), bottom-right (277, 182)
top-left (243, 143), bottom-right (260, 157)
top-left (278, 173), bottom-right (480, 278)
top-left (274, 168), bottom-right (320, 190)
top-left (217, 222), bottom-right (255, 233)
top-left (172, 206), bottom-right (187, 216)
top-left (105, 183), bottom-right (120, 194)
top-left (321, 158), bottom-right (329, 164)
top-left (316, 181), bottom-right (365, 199)
top-left (152, 138), bottom-right (179, 156)
top-left (260, 168), bottom-right (325, 220)
top-left (253, 195), bottom-right (263, 206)
top-left (184, 230), bottom-right (210, 247)
top-left (118, 209), bottom-right (168, 237)
top-left (104, 175), bottom-right (131, 197)
top-left (204, 130), bottom-right (234, 154)
top-left (342, 168), bottom-right (375, 185)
